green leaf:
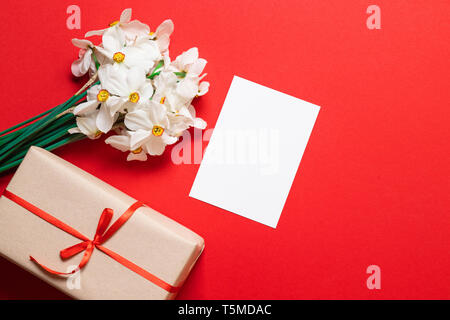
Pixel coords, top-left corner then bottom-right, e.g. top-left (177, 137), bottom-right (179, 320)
top-left (0, 92), bottom-right (86, 163)
top-left (92, 48), bottom-right (100, 70)
top-left (174, 71), bottom-right (187, 78)
top-left (0, 105), bottom-right (58, 137)
top-left (0, 133), bottom-right (85, 174)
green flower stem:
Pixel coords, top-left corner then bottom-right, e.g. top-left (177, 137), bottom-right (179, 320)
top-left (0, 92), bottom-right (86, 163)
top-left (0, 100), bottom-right (72, 155)
top-left (6, 123), bottom-right (76, 163)
top-left (0, 103), bottom-right (73, 151)
top-left (10, 94), bottom-right (78, 139)
top-left (146, 60), bottom-right (187, 80)
top-left (0, 128), bottom-right (25, 147)
top-left (0, 107), bottom-right (66, 147)
top-left (147, 59), bottom-right (164, 80)
top-left (0, 105), bottom-right (58, 137)
top-left (1, 114), bottom-right (76, 162)
top-left (20, 93), bottom-right (83, 137)
top-left (148, 71), bottom-right (187, 80)
top-left (147, 71), bottom-right (161, 80)
top-left (0, 158), bottom-right (24, 175)
top-left (7, 113), bottom-right (74, 147)
top-left (92, 49), bottom-right (100, 70)
top-left (0, 133), bottom-right (85, 174)
top-left (0, 75), bottom-right (99, 175)
top-left (46, 133), bottom-right (86, 151)
top-left (174, 71), bottom-right (187, 78)
top-left (154, 59), bottom-right (164, 70)
top-left (33, 113), bottom-right (76, 138)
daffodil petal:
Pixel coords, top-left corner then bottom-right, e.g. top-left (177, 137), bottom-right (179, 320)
top-left (71, 49), bottom-right (92, 77)
top-left (72, 38), bottom-right (93, 49)
top-left (96, 104), bottom-right (114, 133)
top-left (156, 34), bottom-right (170, 53)
top-left (189, 58), bottom-right (207, 76)
top-left (73, 100), bottom-right (99, 115)
top-left (76, 113), bottom-right (98, 137)
top-left (105, 135), bottom-right (131, 152)
top-left (86, 84), bottom-right (101, 101)
top-left (177, 78), bottom-right (198, 99)
top-left (198, 81), bottom-right (210, 96)
top-left (105, 96), bottom-right (125, 116)
top-left (130, 129), bottom-right (151, 150)
top-left (155, 19), bottom-right (174, 38)
top-left (120, 8), bottom-right (132, 23)
top-left (85, 29), bottom-right (107, 37)
top-left (179, 47), bottom-right (198, 66)
top-left (98, 64), bottom-right (129, 96)
top-left (148, 102), bottom-right (168, 126)
top-left (121, 20), bottom-right (150, 38)
top-left (162, 133), bottom-right (178, 145)
top-left (193, 117), bottom-right (207, 129)
top-left (126, 66), bottom-right (146, 92)
top-left (102, 26), bottom-right (125, 53)
top-left (68, 127), bottom-right (81, 134)
top-left (125, 109), bottom-right (153, 131)
top-left (145, 136), bottom-right (166, 155)
top-left (127, 151), bottom-right (148, 161)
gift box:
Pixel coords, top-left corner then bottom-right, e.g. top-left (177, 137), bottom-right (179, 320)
top-left (0, 146), bottom-right (204, 299)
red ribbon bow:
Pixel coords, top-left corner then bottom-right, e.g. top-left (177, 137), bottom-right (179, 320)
top-left (57, 207), bottom-right (115, 268)
top-left (3, 189), bottom-right (179, 293)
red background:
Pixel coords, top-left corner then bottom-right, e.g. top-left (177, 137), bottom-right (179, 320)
top-left (0, 0), bottom-right (449, 299)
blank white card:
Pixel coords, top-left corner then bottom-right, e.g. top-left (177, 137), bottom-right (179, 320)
top-left (189, 76), bottom-right (320, 228)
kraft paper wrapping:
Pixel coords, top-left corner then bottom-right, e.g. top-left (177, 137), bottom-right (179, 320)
top-left (0, 147), bottom-right (204, 299)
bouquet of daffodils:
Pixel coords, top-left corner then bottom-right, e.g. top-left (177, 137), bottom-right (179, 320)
top-left (0, 8), bottom-right (208, 174)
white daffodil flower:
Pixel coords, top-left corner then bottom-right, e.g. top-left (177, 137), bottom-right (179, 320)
top-left (71, 39), bottom-right (95, 77)
top-left (198, 81), bottom-right (210, 96)
top-left (149, 19), bottom-right (174, 53)
top-left (73, 84), bottom-right (100, 115)
top-left (69, 10), bottom-right (208, 160)
top-left (124, 102), bottom-right (178, 156)
top-left (85, 8), bottom-right (150, 45)
top-left (151, 67), bottom-right (203, 105)
top-left (168, 105), bottom-right (207, 136)
top-left (73, 83), bottom-right (124, 134)
top-left (170, 47), bottom-right (207, 77)
top-left (165, 48), bottom-right (209, 100)
top-left (68, 110), bottom-right (103, 139)
top-left (95, 26), bottom-right (160, 73)
top-left (176, 75), bottom-right (207, 101)
top-left (105, 130), bottom-right (148, 161)
top-left (150, 70), bottom-right (208, 133)
top-left (97, 64), bottom-right (154, 132)
top-left (151, 71), bottom-right (183, 110)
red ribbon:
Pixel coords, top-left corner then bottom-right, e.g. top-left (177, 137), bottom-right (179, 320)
top-left (2, 189), bottom-right (179, 293)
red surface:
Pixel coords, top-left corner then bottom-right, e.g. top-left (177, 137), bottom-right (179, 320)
top-left (0, 0), bottom-right (449, 299)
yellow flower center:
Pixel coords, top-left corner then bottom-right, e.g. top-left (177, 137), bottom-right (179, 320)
top-left (160, 97), bottom-right (166, 104)
top-left (129, 92), bottom-right (140, 103)
top-left (132, 147), bottom-right (143, 154)
top-left (97, 89), bottom-right (109, 102)
top-left (149, 31), bottom-right (155, 36)
top-left (109, 20), bottom-right (120, 27)
top-left (113, 52), bottom-right (125, 63)
top-left (152, 125), bottom-right (164, 137)
top-left (94, 130), bottom-right (102, 138)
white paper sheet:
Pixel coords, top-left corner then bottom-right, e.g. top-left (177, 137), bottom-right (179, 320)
top-left (189, 76), bottom-right (320, 228)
